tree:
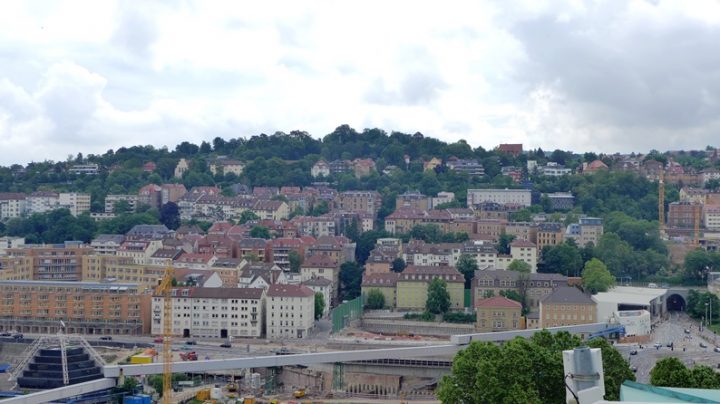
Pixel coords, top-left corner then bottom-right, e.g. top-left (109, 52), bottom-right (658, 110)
top-left (651, 357), bottom-right (694, 388)
top-left (288, 250), bottom-right (302, 273)
top-left (539, 242), bottom-right (583, 277)
top-left (238, 210), bottom-right (260, 224)
top-left (508, 259), bottom-right (531, 273)
top-left (456, 254), bottom-right (479, 288)
top-left (391, 257), bottom-right (406, 273)
top-left (426, 278), bottom-right (451, 314)
top-left (249, 225), bottom-right (271, 239)
top-left (113, 200), bottom-right (133, 214)
top-left (497, 233), bottom-right (516, 254)
top-left (159, 202), bottom-right (180, 230)
top-left (582, 258), bottom-right (615, 294)
top-left (691, 365), bottom-right (720, 388)
top-left (366, 289), bottom-right (386, 309)
top-left (339, 261), bottom-right (363, 300)
top-left (314, 292), bottom-right (325, 320)
top-left (684, 249), bottom-right (720, 282)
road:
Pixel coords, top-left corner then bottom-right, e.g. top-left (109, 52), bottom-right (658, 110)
top-left (615, 312), bottom-right (720, 383)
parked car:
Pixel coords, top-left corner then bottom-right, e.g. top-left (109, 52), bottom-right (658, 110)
top-left (99, 336), bottom-right (112, 341)
top-left (154, 336), bottom-right (164, 343)
top-left (700, 342), bottom-right (708, 348)
top-left (713, 347), bottom-right (720, 353)
top-left (684, 329), bottom-right (691, 334)
top-left (631, 366), bottom-right (638, 373)
top-left (220, 342), bottom-right (232, 348)
top-left (0, 332), bottom-right (12, 337)
top-left (12, 333), bottom-right (23, 340)
top-left (630, 350), bottom-right (638, 355)
top-left (653, 343), bottom-right (662, 349)
top-left (666, 342), bottom-right (674, 348)
top-left (185, 340), bottom-right (197, 345)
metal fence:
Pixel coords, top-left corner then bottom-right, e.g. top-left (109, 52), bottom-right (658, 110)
top-left (331, 296), bottom-right (363, 333)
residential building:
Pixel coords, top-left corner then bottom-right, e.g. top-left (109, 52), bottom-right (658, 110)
top-left (467, 189), bottom-right (532, 207)
top-left (311, 160), bottom-right (330, 178)
top-left (235, 238), bottom-right (268, 261)
top-left (403, 240), bottom-right (462, 267)
top-left (475, 296), bottom-right (522, 332)
top-left (472, 270), bottom-right (569, 310)
top-left (69, 164), bottom-right (100, 175)
top-left (27, 191), bottom-right (60, 214)
top-left (267, 238), bottom-right (306, 270)
top-left (396, 266), bottom-right (464, 310)
top-left (303, 277), bottom-right (332, 316)
top-left (700, 168), bottom-right (720, 187)
top-left (384, 209), bottom-right (425, 235)
top-left (252, 200), bottom-right (289, 221)
top-left (423, 157), bottom-right (442, 171)
top-left (0, 280), bottom-right (150, 335)
top-left (292, 215), bottom-right (336, 237)
top-left (539, 286), bottom-right (596, 328)
top-left (352, 158), bottom-right (376, 178)
top-left (151, 287), bottom-right (264, 338)
top-left (537, 222), bottom-right (565, 253)
top-left (0, 237), bottom-right (25, 254)
top-left (6, 243), bottom-right (94, 281)
top-left (104, 194), bottom-right (139, 213)
top-left (582, 160), bottom-right (609, 174)
top-left (461, 241), bottom-right (498, 267)
top-left (209, 159), bottom-right (245, 176)
top-left (58, 192), bottom-right (91, 216)
top-left (335, 191), bottom-right (382, 216)
top-left (90, 234), bottom-right (126, 256)
top-left (138, 184), bottom-right (162, 209)
top-left (174, 158), bottom-right (190, 178)
top-left (361, 272), bottom-right (400, 309)
top-left (266, 284), bottom-right (315, 339)
top-left (117, 240), bottom-right (163, 265)
top-left (565, 217), bottom-right (604, 247)
top-left (705, 205), bottom-right (720, 230)
top-left (126, 224), bottom-right (173, 240)
top-left (0, 255), bottom-right (33, 280)
top-left (505, 222), bottom-right (538, 243)
top-left (0, 193), bottom-right (27, 220)
top-left (161, 184), bottom-right (187, 205)
top-left (546, 193), bottom-right (575, 211)
top-left (500, 166), bottom-right (523, 183)
top-left (306, 235), bottom-right (355, 264)
top-left (507, 240), bottom-right (538, 272)
top-left (679, 187), bottom-right (709, 204)
top-left (396, 191), bottom-right (430, 211)
top-left (430, 192), bottom-right (455, 209)
top-left (300, 254), bottom-right (339, 294)
top-left (446, 157), bottom-right (485, 177)
top-left (538, 162), bottom-right (572, 176)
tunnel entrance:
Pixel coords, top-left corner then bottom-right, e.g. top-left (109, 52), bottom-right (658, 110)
top-left (667, 294), bottom-right (686, 311)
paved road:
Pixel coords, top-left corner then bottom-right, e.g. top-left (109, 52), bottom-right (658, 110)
top-left (615, 312), bottom-right (720, 383)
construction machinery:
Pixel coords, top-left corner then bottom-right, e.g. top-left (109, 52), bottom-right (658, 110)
top-left (156, 265), bottom-right (175, 404)
top-left (293, 387), bottom-right (306, 398)
top-left (179, 351), bottom-right (198, 361)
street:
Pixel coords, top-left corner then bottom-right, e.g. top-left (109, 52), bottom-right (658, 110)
top-left (616, 312), bottom-right (720, 383)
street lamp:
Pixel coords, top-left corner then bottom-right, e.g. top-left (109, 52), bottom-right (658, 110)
top-left (706, 302), bottom-right (710, 329)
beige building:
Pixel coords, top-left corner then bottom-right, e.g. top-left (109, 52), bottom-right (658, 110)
top-left (361, 272), bottom-right (400, 309)
top-left (174, 158), bottom-right (190, 178)
top-left (476, 296), bottom-right (522, 332)
top-left (396, 266), bottom-right (464, 310)
top-left (0, 193), bottom-right (27, 220)
top-left (266, 284), bottom-right (315, 339)
top-left (539, 286), bottom-right (596, 328)
top-left (0, 280), bottom-right (150, 335)
top-left (58, 192), bottom-right (91, 216)
top-left (0, 255), bottom-right (33, 280)
top-left (335, 191), bottom-right (382, 216)
top-left (151, 287), bottom-right (264, 339)
top-left (82, 255), bottom-right (164, 288)
top-left (536, 222), bottom-right (565, 253)
top-left (472, 270), bottom-right (568, 310)
top-left (565, 217), bottom-right (603, 247)
top-left (6, 244), bottom-right (94, 281)
top-left (105, 194), bottom-right (139, 213)
top-left (467, 188), bottom-right (531, 207)
top-left (209, 159), bottom-right (245, 176)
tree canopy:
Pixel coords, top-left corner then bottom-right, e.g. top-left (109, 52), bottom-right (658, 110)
top-left (366, 289), bottom-right (386, 309)
top-left (582, 258), bottom-right (615, 294)
top-left (426, 278), bottom-right (451, 314)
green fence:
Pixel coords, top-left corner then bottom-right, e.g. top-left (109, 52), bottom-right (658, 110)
top-left (331, 296), bottom-right (364, 333)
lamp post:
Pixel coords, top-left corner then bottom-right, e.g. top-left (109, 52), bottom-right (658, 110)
top-left (706, 302), bottom-right (710, 330)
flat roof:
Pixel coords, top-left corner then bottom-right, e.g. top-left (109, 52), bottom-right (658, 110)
top-left (592, 286), bottom-right (667, 306)
top-left (0, 280), bottom-right (139, 288)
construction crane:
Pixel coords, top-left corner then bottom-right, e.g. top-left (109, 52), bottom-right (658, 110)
top-left (156, 265), bottom-right (175, 404)
top-left (694, 203), bottom-right (701, 246)
top-left (658, 171), bottom-right (665, 237)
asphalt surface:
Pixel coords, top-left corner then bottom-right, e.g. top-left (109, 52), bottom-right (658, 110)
top-left (615, 312), bottom-right (720, 383)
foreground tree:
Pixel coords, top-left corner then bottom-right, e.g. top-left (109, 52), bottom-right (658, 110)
top-left (582, 258), bottom-right (615, 294)
top-left (456, 254), bottom-right (479, 288)
top-left (426, 278), bottom-right (451, 314)
top-left (651, 357), bottom-right (694, 388)
top-left (339, 261), bottom-right (363, 300)
top-left (366, 289), bottom-right (386, 309)
top-left (314, 292), bottom-right (325, 320)
top-left (288, 250), bottom-right (302, 273)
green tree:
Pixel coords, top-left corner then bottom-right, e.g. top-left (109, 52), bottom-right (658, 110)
top-left (249, 225), bottom-right (271, 239)
top-left (339, 261), bottom-right (363, 300)
top-left (159, 202), bottom-right (180, 230)
top-left (690, 365), bottom-right (720, 388)
top-left (582, 258), bottom-right (615, 294)
top-left (684, 249), bottom-right (720, 283)
top-left (238, 210), bottom-right (260, 224)
top-left (366, 289), bottom-right (386, 309)
top-left (651, 357), bottom-right (693, 388)
top-left (426, 278), bottom-right (451, 314)
top-left (391, 257), bottom-right (406, 273)
top-left (508, 259), bottom-right (531, 273)
top-left (456, 254), bottom-right (479, 288)
top-left (288, 250), bottom-right (302, 273)
top-left (113, 199), bottom-right (133, 214)
top-left (314, 292), bottom-right (325, 320)
top-left (540, 242), bottom-right (583, 277)
top-left (497, 233), bottom-right (516, 254)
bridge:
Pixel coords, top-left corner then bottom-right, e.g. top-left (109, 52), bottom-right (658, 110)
top-left (3, 323), bottom-right (611, 404)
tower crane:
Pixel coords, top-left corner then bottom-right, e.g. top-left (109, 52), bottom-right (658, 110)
top-left (156, 265), bottom-right (175, 404)
top-left (658, 171), bottom-right (665, 238)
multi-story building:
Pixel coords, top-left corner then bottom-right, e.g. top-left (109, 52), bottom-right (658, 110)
top-left (500, 166), bottom-right (523, 183)
top-left (430, 192), bottom-right (455, 209)
top-left (467, 189), bottom-right (531, 207)
top-left (396, 266), bottom-right (464, 310)
top-left (161, 184), bottom-right (188, 205)
top-left (0, 237), bottom-right (25, 253)
top-left (475, 296), bottom-right (522, 332)
top-left (537, 223), bottom-right (565, 253)
top-left (292, 215), bottom-right (336, 237)
top-left (335, 191), bottom-right (382, 216)
top-left (705, 205), bottom-right (720, 230)
top-left (679, 187), bottom-right (709, 204)
top-left (0, 280), bottom-right (150, 335)
top-left (565, 217), bottom-right (604, 247)
top-left (505, 222), bottom-right (538, 243)
top-left (69, 164), bottom-right (99, 175)
top-left (104, 194), bottom-right (139, 213)
top-left (497, 143), bottom-right (523, 156)
top-left (668, 201), bottom-right (702, 229)
top-left (303, 277), bottom-right (332, 316)
top-left (396, 191), bottom-right (430, 211)
top-left (90, 234), bottom-right (126, 256)
top-left (472, 270), bottom-right (568, 310)
top-left (151, 287), bottom-right (264, 338)
top-left (6, 243), bottom-right (94, 281)
top-left (252, 200), bottom-right (289, 221)
top-left (384, 209), bottom-right (425, 235)
top-left (546, 193), bottom-right (575, 211)
top-left (538, 162), bottom-right (572, 176)
top-left (174, 158), bottom-right (190, 178)
top-left (539, 286), bottom-right (596, 328)
top-left (311, 160), bottom-right (330, 178)
top-left (138, 184), bottom-right (163, 209)
top-left (300, 255), bottom-right (339, 300)
top-left (117, 240), bottom-right (163, 265)
top-left (0, 255), bottom-right (33, 280)
top-left (446, 158), bottom-right (485, 177)
top-left (235, 238), bottom-right (268, 261)
top-left (27, 191), bottom-right (60, 214)
top-left (361, 272), bottom-right (400, 309)
top-left (403, 240), bottom-right (462, 267)
top-left (461, 241), bottom-right (498, 267)
top-left (266, 284), bottom-right (315, 339)
top-left (267, 238), bottom-right (306, 270)
top-left (499, 240), bottom-right (538, 272)
top-left (58, 192), bottom-right (91, 216)
top-left (0, 193), bottom-right (27, 220)
top-left (306, 235), bottom-right (355, 264)
top-left (209, 159), bottom-right (245, 176)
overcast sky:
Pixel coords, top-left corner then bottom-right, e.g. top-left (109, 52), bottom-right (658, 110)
top-left (1, 0), bottom-right (720, 165)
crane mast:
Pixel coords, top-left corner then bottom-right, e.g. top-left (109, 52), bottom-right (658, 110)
top-left (157, 265), bottom-right (175, 404)
top-left (658, 171), bottom-right (665, 237)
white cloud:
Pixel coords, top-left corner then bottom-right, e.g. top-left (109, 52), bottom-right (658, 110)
top-left (0, 0), bottom-right (719, 165)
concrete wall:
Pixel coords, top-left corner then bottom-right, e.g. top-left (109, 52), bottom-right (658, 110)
top-left (360, 318), bottom-right (474, 336)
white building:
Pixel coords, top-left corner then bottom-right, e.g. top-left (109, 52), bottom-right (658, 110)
top-left (58, 193), bottom-right (91, 216)
top-left (90, 234), bottom-right (126, 256)
top-left (430, 191), bottom-right (455, 209)
top-left (105, 194), bottom-right (139, 213)
top-left (311, 160), bottom-right (330, 178)
top-left (566, 217), bottom-right (604, 247)
top-left (0, 193), bottom-right (27, 220)
top-left (592, 286), bottom-right (668, 323)
top-left (538, 162), bottom-right (572, 176)
top-left (151, 287), bottom-right (265, 338)
top-left (705, 205), bottom-right (720, 230)
top-left (266, 284), bottom-right (315, 339)
top-left (27, 191), bottom-right (60, 214)
top-left (613, 310), bottom-right (651, 337)
top-left (467, 188), bottom-right (531, 207)
top-left (303, 277), bottom-right (331, 317)
top-left (69, 164), bottom-right (99, 175)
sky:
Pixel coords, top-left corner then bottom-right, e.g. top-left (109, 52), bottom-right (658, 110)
top-left (1, 0), bottom-right (720, 165)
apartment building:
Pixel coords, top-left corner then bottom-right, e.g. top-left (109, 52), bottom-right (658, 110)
top-left (361, 272), bottom-right (400, 309)
top-left (58, 193), bottom-right (91, 216)
top-left (90, 234), bottom-right (126, 256)
top-left (472, 270), bottom-right (568, 310)
top-left (565, 217), bottom-right (604, 247)
top-left (396, 191), bottom-right (430, 211)
top-left (116, 240), bottom-right (163, 265)
top-left (668, 201), bottom-right (702, 228)
top-left (82, 255), bottom-right (164, 288)
top-left (104, 194), bottom-right (139, 213)
top-left (6, 243), bottom-right (94, 281)
top-left (475, 296), bottom-right (522, 332)
top-left (306, 235), bottom-right (355, 264)
top-left (266, 284), bottom-right (315, 339)
top-left (705, 205), bottom-right (720, 230)
top-left (539, 286), bottom-right (596, 328)
top-left (151, 287), bottom-right (264, 339)
top-left (0, 255), bottom-right (33, 280)
top-left (537, 223), bottom-right (565, 252)
top-left (546, 193), bottom-right (575, 211)
top-left (403, 240), bottom-right (462, 267)
top-left (335, 191), bottom-right (382, 216)
top-left (209, 159), bottom-right (245, 176)
top-left (467, 189), bottom-right (531, 207)
top-left (505, 222), bottom-right (538, 243)
top-left (396, 266), bottom-right (464, 310)
top-left (0, 280), bottom-right (150, 335)
top-left (461, 241), bottom-right (498, 267)
top-left (0, 193), bottom-right (27, 220)
top-left (68, 164), bottom-right (99, 175)
top-left (27, 191), bottom-right (60, 214)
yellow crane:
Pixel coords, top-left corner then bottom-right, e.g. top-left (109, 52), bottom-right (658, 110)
top-left (156, 265), bottom-right (175, 404)
top-left (694, 203), bottom-right (701, 246)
